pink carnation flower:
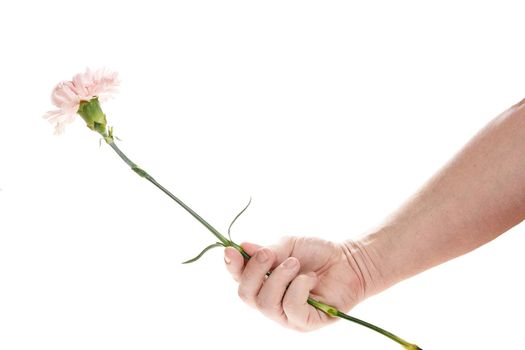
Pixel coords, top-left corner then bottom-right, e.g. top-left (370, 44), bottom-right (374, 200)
top-left (43, 68), bottom-right (119, 134)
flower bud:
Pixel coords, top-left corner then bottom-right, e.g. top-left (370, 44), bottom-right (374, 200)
top-left (77, 97), bottom-right (108, 135)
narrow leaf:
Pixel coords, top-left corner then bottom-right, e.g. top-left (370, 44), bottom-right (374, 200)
top-left (182, 242), bottom-right (225, 264)
top-left (228, 197), bottom-right (252, 241)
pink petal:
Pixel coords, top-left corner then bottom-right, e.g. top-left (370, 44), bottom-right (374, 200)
top-left (44, 67), bottom-right (119, 134)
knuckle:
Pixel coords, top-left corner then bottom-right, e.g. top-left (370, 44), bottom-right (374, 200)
top-left (252, 248), bottom-right (274, 268)
top-left (237, 288), bottom-right (251, 303)
top-left (279, 235), bottom-right (297, 245)
top-left (295, 274), bottom-right (308, 283)
top-left (254, 296), bottom-right (266, 310)
top-left (232, 264), bottom-right (244, 276)
top-left (231, 273), bottom-right (240, 283)
top-left (282, 299), bottom-right (296, 313)
top-left (289, 324), bottom-right (309, 333)
top-left (255, 296), bottom-right (280, 313)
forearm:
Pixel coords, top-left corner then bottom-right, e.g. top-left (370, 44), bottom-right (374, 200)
top-left (354, 100), bottom-right (525, 292)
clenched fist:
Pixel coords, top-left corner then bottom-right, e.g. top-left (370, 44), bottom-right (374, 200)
top-left (224, 236), bottom-right (381, 332)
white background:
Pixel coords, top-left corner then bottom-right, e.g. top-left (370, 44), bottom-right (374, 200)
top-left (1, 1), bottom-right (525, 349)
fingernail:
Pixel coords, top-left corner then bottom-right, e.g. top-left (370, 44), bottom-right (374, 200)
top-left (283, 257), bottom-right (298, 269)
top-left (256, 249), bottom-right (269, 263)
top-left (224, 249), bottom-right (232, 264)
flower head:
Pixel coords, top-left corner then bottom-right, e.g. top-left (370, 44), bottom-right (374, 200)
top-left (43, 68), bottom-right (119, 134)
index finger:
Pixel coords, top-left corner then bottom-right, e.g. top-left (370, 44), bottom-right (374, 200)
top-left (224, 242), bottom-right (262, 282)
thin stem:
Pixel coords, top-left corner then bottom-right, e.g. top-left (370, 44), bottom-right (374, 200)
top-left (336, 310), bottom-right (421, 349)
top-left (108, 141), bottom-right (250, 259)
top-left (108, 141), bottom-right (135, 168)
top-left (108, 141), bottom-right (228, 244)
top-left (106, 139), bottom-right (419, 349)
top-left (146, 176), bottom-right (227, 243)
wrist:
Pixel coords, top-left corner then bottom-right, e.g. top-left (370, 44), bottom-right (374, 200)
top-left (354, 225), bottom-right (422, 292)
top-left (341, 237), bottom-right (388, 299)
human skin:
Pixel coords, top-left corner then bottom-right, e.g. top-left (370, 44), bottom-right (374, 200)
top-left (224, 98), bottom-right (525, 331)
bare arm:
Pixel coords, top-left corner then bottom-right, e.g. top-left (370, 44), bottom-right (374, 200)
top-left (358, 99), bottom-right (525, 292)
top-left (224, 99), bottom-right (525, 332)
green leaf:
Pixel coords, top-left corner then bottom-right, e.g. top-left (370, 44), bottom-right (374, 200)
top-left (182, 242), bottom-right (225, 264)
top-left (228, 197), bottom-right (252, 241)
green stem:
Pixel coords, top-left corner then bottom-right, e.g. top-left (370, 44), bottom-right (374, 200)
top-left (108, 141), bottom-right (249, 258)
top-left (106, 139), bottom-right (419, 349)
top-left (308, 298), bottom-right (421, 349)
top-left (335, 311), bottom-right (421, 350)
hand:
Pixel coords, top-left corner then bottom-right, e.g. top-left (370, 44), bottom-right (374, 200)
top-left (224, 236), bottom-right (378, 332)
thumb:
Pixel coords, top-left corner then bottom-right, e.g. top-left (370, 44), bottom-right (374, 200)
top-left (239, 242), bottom-right (262, 256)
top-left (242, 238), bottom-right (296, 270)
